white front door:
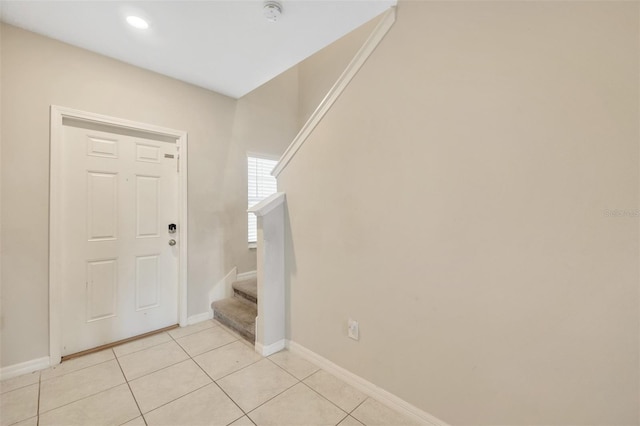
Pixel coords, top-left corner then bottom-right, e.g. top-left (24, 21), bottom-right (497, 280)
top-left (59, 122), bottom-right (179, 356)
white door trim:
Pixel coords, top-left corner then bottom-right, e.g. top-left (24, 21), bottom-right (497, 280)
top-left (49, 105), bottom-right (189, 366)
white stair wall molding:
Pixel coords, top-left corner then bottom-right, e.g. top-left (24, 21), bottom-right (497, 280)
top-left (287, 340), bottom-right (448, 426)
top-left (272, 6), bottom-right (396, 178)
top-left (248, 192), bottom-right (286, 357)
top-left (0, 356), bottom-right (50, 381)
top-left (209, 267), bottom-right (238, 307)
top-left (237, 270), bottom-right (257, 281)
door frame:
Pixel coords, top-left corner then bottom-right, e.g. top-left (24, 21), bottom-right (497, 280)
top-left (49, 105), bottom-right (189, 365)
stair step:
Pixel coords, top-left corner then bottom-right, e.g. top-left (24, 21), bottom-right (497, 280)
top-left (233, 278), bottom-right (257, 304)
top-left (212, 297), bottom-right (256, 343)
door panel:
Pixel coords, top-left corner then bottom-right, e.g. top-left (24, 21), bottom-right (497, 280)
top-left (136, 175), bottom-right (160, 237)
top-left (86, 259), bottom-right (118, 322)
top-left (87, 172), bottom-right (118, 241)
top-left (60, 124), bottom-right (179, 356)
top-left (135, 254), bottom-right (160, 310)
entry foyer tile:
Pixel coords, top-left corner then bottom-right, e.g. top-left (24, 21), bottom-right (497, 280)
top-left (0, 383), bottom-right (38, 426)
top-left (39, 384), bottom-right (139, 426)
top-left (143, 383), bottom-right (242, 425)
top-left (338, 416), bottom-right (365, 425)
top-left (122, 417), bottom-right (146, 426)
top-left (168, 320), bottom-right (216, 339)
top-left (0, 371), bottom-right (39, 394)
top-left (248, 383), bottom-right (346, 426)
top-left (351, 398), bottom-right (421, 426)
top-left (175, 326), bottom-right (237, 357)
top-left (194, 340), bottom-right (262, 380)
top-left (217, 359), bottom-right (297, 412)
top-left (117, 340), bottom-right (189, 380)
top-left (113, 332), bottom-right (173, 357)
top-left (39, 360), bottom-right (125, 413)
top-left (41, 349), bottom-right (114, 381)
top-left (268, 350), bottom-right (319, 380)
top-left (10, 417), bottom-right (38, 426)
top-left (304, 370), bottom-right (367, 412)
top-left (129, 359), bottom-right (211, 414)
top-left (228, 416), bottom-right (255, 426)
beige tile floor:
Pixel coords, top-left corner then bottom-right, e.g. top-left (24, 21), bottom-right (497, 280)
top-left (1, 320), bottom-right (420, 426)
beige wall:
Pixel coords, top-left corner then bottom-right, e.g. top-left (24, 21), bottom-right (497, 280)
top-left (279, 2), bottom-right (639, 424)
top-left (0, 23), bottom-right (298, 367)
top-left (297, 15), bottom-right (381, 128)
top-left (223, 67), bottom-right (300, 274)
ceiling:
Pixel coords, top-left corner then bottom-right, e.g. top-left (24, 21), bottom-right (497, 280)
top-left (0, 0), bottom-right (396, 98)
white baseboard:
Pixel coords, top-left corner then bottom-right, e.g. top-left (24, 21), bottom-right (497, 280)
top-left (1, 356), bottom-right (50, 381)
top-left (256, 339), bottom-right (286, 357)
top-left (286, 340), bottom-right (448, 426)
top-left (237, 270), bottom-right (256, 281)
top-left (186, 311), bottom-right (213, 325)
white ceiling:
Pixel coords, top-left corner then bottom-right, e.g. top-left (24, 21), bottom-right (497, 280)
top-left (0, 0), bottom-right (395, 98)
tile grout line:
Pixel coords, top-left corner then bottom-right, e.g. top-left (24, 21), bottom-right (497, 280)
top-left (113, 326), bottom-right (213, 359)
top-left (117, 339), bottom-right (195, 383)
top-left (122, 357), bottom-right (189, 383)
top-left (36, 372), bottom-right (41, 426)
top-left (222, 348), bottom-right (326, 419)
top-left (9, 322), bottom-right (224, 425)
top-left (349, 397), bottom-right (370, 424)
top-left (0, 376), bottom-right (40, 396)
top-left (37, 382), bottom-right (125, 417)
top-left (168, 320), bottom-right (219, 340)
top-left (244, 379), bottom-right (301, 417)
top-left (114, 333), bottom-right (175, 358)
top-left (113, 348), bottom-right (147, 425)
top-left (226, 414), bottom-right (257, 426)
top-left (115, 323), bottom-right (227, 384)
top-left (127, 324), bottom-right (255, 424)
top-left (298, 379), bottom-right (351, 420)
top-left (336, 413), bottom-right (351, 426)
top-left (239, 357), bottom-right (306, 417)
top-left (285, 364), bottom-right (370, 422)
top-left (192, 324), bottom-right (299, 425)
top-left (165, 326), bottom-right (254, 423)
top-left (209, 352), bottom-right (264, 382)
top-left (139, 380), bottom-right (212, 421)
top-left (9, 320), bottom-right (369, 426)
top-left (197, 341), bottom-right (245, 360)
top-left (38, 357), bottom-right (129, 416)
top-left (40, 355), bottom-right (116, 383)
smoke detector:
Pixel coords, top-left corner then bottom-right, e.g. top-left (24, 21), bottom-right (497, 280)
top-left (264, 1), bottom-right (282, 22)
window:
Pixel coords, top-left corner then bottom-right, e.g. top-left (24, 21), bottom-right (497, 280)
top-left (247, 155), bottom-right (278, 244)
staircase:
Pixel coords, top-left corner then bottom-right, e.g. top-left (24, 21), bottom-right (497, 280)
top-left (211, 278), bottom-right (257, 343)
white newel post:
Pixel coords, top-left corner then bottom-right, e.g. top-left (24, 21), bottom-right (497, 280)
top-left (248, 192), bottom-right (286, 356)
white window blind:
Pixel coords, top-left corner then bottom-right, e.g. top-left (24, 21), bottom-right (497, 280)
top-left (248, 156), bottom-right (278, 243)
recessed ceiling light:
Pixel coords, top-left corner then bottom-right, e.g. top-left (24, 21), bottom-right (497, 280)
top-left (126, 16), bottom-right (149, 30)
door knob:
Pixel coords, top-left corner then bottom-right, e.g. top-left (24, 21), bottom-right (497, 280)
top-left (169, 239), bottom-right (176, 246)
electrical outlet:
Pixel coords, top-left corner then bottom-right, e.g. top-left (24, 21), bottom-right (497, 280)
top-left (348, 318), bottom-right (359, 340)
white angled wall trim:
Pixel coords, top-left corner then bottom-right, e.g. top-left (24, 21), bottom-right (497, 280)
top-left (209, 267), bottom-right (238, 306)
top-left (0, 356), bottom-right (50, 381)
top-left (255, 339), bottom-right (286, 357)
top-left (186, 311), bottom-right (213, 325)
top-left (272, 6), bottom-right (396, 178)
top-left (237, 270), bottom-right (257, 281)
top-left (286, 340), bottom-right (449, 426)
